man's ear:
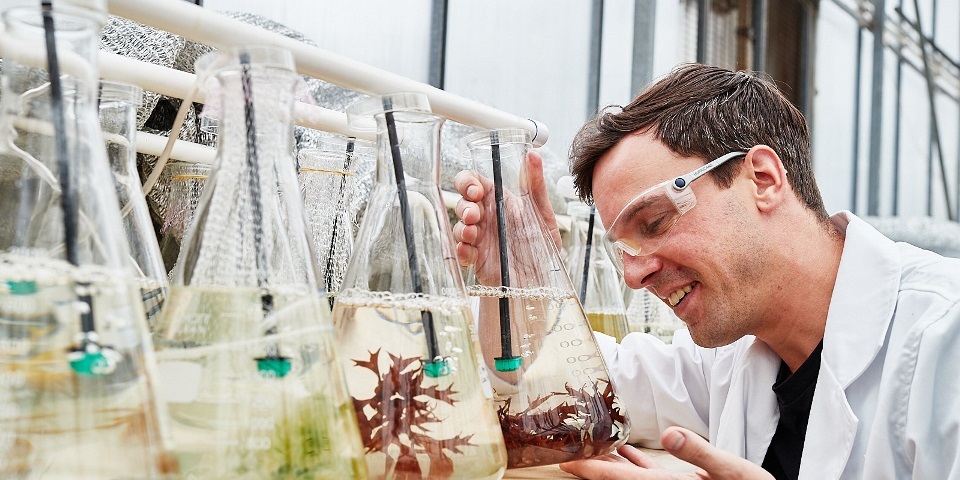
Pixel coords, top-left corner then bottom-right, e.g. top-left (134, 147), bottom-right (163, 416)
top-left (744, 145), bottom-right (787, 212)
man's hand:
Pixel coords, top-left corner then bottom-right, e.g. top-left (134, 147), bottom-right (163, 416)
top-left (559, 427), bottom-right (775, 479)
top-left (451, 150), bottom-right (561, 284)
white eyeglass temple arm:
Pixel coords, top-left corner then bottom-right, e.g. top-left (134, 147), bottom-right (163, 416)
top-left (672, 151), bottom-right (749, 190)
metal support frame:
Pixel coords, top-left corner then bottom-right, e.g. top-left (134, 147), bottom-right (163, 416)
top-left (891, 0), bottom-right (904, 215)
top-left (851, 24), bottom-right (864, 213)
top-left (830, 0), bottom-right (959, 220)
top-left (866, 0), bottom-right (886, 216)
top-left (631, 0), bottom-right (656, 95)
top-left (587, 0), bottom-right (605, 118)
top-left (428, 0), bottom-right (448, 89)
top-left (697, 0), bottom-right (710, 63)
top-left (752, 0), bottom-right (767, 72)
top-left (911, 0), bottom-right (954, 220)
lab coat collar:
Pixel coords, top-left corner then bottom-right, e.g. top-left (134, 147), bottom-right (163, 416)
top-left (821, 211), bottom-right (900, 388)
top-left (797, 211), bottom-right (900, 479)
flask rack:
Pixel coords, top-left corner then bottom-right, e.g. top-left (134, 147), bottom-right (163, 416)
top-left (0, 0), bottom-right (561, 223)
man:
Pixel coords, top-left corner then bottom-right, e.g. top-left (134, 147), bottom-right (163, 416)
top-left (453, 64), bottom-right (960, 479)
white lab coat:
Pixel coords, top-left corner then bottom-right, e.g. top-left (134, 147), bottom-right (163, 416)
top-left (596, 211), bottom-right (960, 479)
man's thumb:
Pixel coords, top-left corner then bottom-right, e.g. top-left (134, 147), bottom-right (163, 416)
top-left (660, 426), bottom-right (771, 479)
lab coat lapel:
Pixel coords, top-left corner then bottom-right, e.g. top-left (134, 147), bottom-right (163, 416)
top-left (800, 364), bottom-right (859, 478)
top-left (799, 212), bottom-right (901, 479)
top-left (714, 338), bottom-right (780, 464)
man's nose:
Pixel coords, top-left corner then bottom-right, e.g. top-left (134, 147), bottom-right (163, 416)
top-left (622, 254), bottom-right (662, 290)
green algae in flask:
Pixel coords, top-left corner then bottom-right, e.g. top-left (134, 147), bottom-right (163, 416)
top-left (150, 45), bottom-right (366, 479)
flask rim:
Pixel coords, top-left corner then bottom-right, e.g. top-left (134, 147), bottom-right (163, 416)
top-left (194, 45), bottom-right (296, 80)
top-left (458, 128), bottom-right (532, 156)
top-left (99, 80), bottom-right (143, 106)
top-left (2, 6), bottom-right (99, 35)
top-left (345, 92), bottom-right (442, 132)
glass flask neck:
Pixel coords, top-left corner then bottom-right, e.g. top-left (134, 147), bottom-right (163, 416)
top-left (1, 7), bottom-right (100, 102)
top-left (211, 68), bottom-right (299, 171)
top-left (98, 82), bottom-right (141, 178)
top-left (567, 203), bottom-right (601, 246)
top-left (175, 48), bottom-right (316, 289)
top-left (0, 7), bottom-right (129, 269)
top-left (372, 111), bottom-right (444, 188)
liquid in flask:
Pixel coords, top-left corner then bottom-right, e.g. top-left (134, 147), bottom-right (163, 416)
top-left (98, 80), bottom-right (168, 329)
top-left (0, 6), bottom-right (177, 478)
top-left (460, 129), bottom-right (630, 469)
top-left (150, 45), bottom-right (366, 479)
top-left (334, 93), bottom-right (508, 479)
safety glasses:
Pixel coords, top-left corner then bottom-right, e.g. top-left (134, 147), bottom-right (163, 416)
top-left (602, 151), bottom-right (748, 274)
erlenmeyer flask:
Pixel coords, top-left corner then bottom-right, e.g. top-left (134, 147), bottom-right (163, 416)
top-left (334, 93), bottom-right (507, 480)
top-left (0, 6), bottom-right (177, 478)
top-left (99, 80), bottom-right (168, 328)
top-left (150, 46), bottom-right (366, 479)
top-left (625, 287), bottom-right (685, 343)
top-left (298, 136), bottom-right (373, 309)
top-left (565, 201), bottom-right (629, 342)
top-left (460, 129), bottom-right (630, 469)
top-left (158, 161), bottom-right (209, 273)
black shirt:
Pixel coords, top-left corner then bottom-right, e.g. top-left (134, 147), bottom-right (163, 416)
top-left (760, 340), bottom-right (824, 480)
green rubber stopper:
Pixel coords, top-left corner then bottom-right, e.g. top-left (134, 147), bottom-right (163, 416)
top-left (7, 280), bottom-right (37, 296)
top-left (494, 356), bottom-right (522, 372)
top-left (423, 359), bottom-right (450, 378)
top-left (69, 351), bottom-right (115, 376)
top-left (257, 357), bottom-right (291, 378)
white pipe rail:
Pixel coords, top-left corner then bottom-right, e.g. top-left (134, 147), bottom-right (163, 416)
top-left (136, 132), bottom-right (216, 165)
top-left (99, 52), bottom-right (376, 143)
top-left (105, 0), bottom-right (550, 147)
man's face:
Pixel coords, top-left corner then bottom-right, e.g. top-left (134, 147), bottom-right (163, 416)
top-left (592, 132), bottom-right (768, 348)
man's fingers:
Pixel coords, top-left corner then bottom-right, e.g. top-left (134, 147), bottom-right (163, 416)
top-left (617, 444), bottom-right (662, 469)
top-left (455, 197), bottom-right (481, 225)
top-left (661, 427), bottom-right (773, 480)
top-left (559, 455), bottom-right (639, 480)
top-left (456, 242), bottom-right (478, 269)
top-left (453, 222), bottom-right (478, 244)
top-left (452, 170), bottom-right (489, 202)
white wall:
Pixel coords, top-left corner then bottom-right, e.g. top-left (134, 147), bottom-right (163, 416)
top-left (444, 1), bottom-right (593, 158)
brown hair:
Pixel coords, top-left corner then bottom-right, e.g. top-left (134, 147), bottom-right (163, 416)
top-left (569, 63), bottom-right (828, 221)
